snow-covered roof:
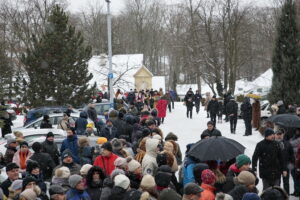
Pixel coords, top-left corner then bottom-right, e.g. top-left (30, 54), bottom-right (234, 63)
top-left (152, 76), bottom-right (165, 93)
top-left (88, 54), bottom-right (144, 92)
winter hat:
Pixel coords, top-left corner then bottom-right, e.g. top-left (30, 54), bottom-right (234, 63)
top-left (111, 138), bottom-right (122, 151)
top-left (31, 142), bottom-right (42, 152)
top-left (193, 163), bottom-right (209, 184)
top-left (22, 176), bottom-right (37, 190)
top-left (6, 163), bottom-right (19, 172)
top-left (62, 150), bottom-right (73, 159)
top-left (201, 169), bottom-right (216, 185)
top-left (235, 171), bottom-right (256, 186)
top-left (68, 174), bottom-right (83, 188)
top-left (46, 132), bottom-right (54, 138)
top-left (277, 100), bottom-right (284, 106)
top-left (142, 129), bottom-right (151, 138)
top-left (155, 165), bottom-right (172, 187)
top-left (26, 160), bottom-right (40, 172)
top-left (20, 189), bottom-right (37, 200)
top-left (6, 138), bottom-right (16, 146)
top-left (101, 142), bottom-right (113, 152)
top-left (114, 174), bottom-right (130, 190)
top-left (140, 174), bottom-right (156, 189)
top-left (152, 134), bottom-right (162, 141)
top-left (156, 152), bottom-right (168, 166)
top-left (97, 137), bottom-right (108, 145)
top-left (126, 157), bottom-right (141, 172)
top-left (55, 167), bottom-right (71, 178)
top-left (78, 137), bottom-right (89, 147)
top-left (10, 180), bottom-right (23, 191)
top-left (242, 193), bottom-right (261, 200)
top-left (86, 123), bottom-right (94, 128)
top-left (158, 188), bottom-right (181, 200)
top-left (215, 192), bottom-right (234, 200)
top-left (114, 157), bottom-right (127, 167)
top-left (80, 164), bottom-right (93, 176)
top-left (111, 169), bottom-right (125, 180)
top-left (264, 128), bottom-right (275, 138)
top-left (165, 132), bottom-right (178, 141)
top-left (236, 154), bottom-right (251, 169)
top-left (19, 141), bottom-right (29, 148)
top-left (184, 183), bottom-right (203, 195)
top-left (49, 185), bottom-right (66, 196)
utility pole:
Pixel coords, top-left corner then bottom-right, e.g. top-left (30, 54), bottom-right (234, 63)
top-left (106, 0), bottom-right (114, 107)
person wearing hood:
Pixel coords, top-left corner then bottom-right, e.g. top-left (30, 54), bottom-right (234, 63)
top-left (228, 171), bottom-right (257, 200)
top-left (201, 121), bottom-right (222, 139)
top-left (142, 138), bottom-right (160, 176)
top-left (75, 111), bottom-right (88, 135)
top-left (78, 137), bottom-right (93, 165)
top-left (86, 166), bottom-right (106, 200)
top-left (60, 128), bottom-right (79, 164)
top-left (25, 161), bottom-right (47, 193)
top-left (241, 97), bottom-right (252, 136)
top-left (274, 129), bottom-right (294, 195)
top-left (207, 95), bottom-right (219, 125)
top-left (94, 142), bottom-right (119, 176)
top-left (12, 141), bottom-right (33, 172)
top-left (54, 150), bottom-right (81, 175)
top-left (4, 138), bottom-right (17, 164)
top-left (40, 115), bottom-right (52, 129)
top-left (66, 174), bottom-right (91, 200)
top-left (276, 100), bottom-right (286, 114)
top-left (184, 90), bottom-right (195, 119)
top-left (42, 132), bottom-right (60, 165)
top-left (199, 169), bottom-right (216, 200)
top-left (226, 97), bottom-right (238, 134)
top-left (100, 119), bottom-right (118, 141)
top-left (30, 142), bottom-right (56, 181)
top-left (252, 128), bottom-right (285, 190)
top-left (165, 132), bottom-right (182, 165)
top-left (51, 166), bottom-right (71, 191)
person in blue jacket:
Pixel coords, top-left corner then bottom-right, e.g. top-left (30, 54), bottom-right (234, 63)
top-left (66, 174), bottom-right (91, 200)
top-left (75, 111), bottom-right (88, 135)
top-left (60, 129), bottom-right (79, 164)
top-left (183, 143), bottom-right (196, 185)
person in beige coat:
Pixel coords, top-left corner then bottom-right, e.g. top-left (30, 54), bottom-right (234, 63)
top-left (142, 138), bottom-right (160, 176)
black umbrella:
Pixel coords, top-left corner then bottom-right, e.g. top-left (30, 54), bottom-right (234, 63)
top-left (187, 136), bottom-right (245, 161)
top-left (267, 114), bottom-right (300, 128)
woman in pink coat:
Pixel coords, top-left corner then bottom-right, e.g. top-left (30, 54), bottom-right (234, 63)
top-left (156, 97), bottom-right (168, 124)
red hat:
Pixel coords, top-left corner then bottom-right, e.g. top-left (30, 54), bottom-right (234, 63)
top-left (201, 169), bottom-right (216, 185)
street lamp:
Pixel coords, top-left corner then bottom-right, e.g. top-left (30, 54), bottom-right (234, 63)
top-left (105, 0), bottom-right (114, 107)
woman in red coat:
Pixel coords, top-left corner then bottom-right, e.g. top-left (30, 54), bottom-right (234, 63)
top-left (156, 97), bottom-right (168, 124)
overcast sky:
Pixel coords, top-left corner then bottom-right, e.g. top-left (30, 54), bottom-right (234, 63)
top-left (66, 0), bottom-right (275, 14)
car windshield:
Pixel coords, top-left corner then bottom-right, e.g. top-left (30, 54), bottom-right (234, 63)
top-left (261, 103), bottom-right (269, 110)
top-left (95, 104), bottom-right (110, 115)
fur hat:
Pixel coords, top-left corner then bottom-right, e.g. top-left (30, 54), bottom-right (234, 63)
top-left (165, 132), bottom-right (178, 141)
top-left (163, 141), bottom-right (174, 154)
top-left (78, 137), bottom-right (89, 147)
top-left (80, 164), bottom-right (93, 176)
top-left (114, 174), bottom-right (130, 190)
top-left (20, 189), bottom-right (37, 200)
top-left (201, 169), bottom-right (216, 185)
top-left (126, 157), bottom-right (141, 172)
top-left (152, 134), bottom-right (162, 141)
top-left (234, 171), bottom-right (256, 186)
top-left (141, 174), bottom-right (156, 189)
top-left (114, 157), bottom-right (127, 167)
top-left (111, 138), bottom-right (123, 151)
top-left (68, 174), bottom-right (83, 188)
top-left (55, 167), bottom-right (71, 178)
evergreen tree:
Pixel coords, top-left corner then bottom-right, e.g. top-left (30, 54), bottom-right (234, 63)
top-left (268, 0), bottom-right (300, 106)
top-left (0, 41), bottom-right (13, 100)
top-left (22, 5), bottom-right (95, 107)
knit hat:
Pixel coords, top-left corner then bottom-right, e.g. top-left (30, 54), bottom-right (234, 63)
top-left (140, 174), bottom-right (156, 189)
top-left (80, 164), bottom-right (93, 176)
top-left (264, 128), bottom-right (275, 138)
top-left (126, 157), bottom-right (141, 172)
top-left (46, 132), bottom-right (54, 138)
top-left (97, 137), bottom-right (108, 145)
top-left (49, 185), bottom-right (66, 196)
top-left (20, 189), bottom-right (37, 200)
top-left (111, 169), bottom-right (125, 180)
top-left (55, 167), bottom-right (71, 178)
top-left (69, 174), bottom-right (83, 188)
top-left (31, 142), bottom-right (42, 152)
top-left (155, 165), bottom-right (172, 187)
top-left (6, 162), bottom-right (19, 172)
top-left (236, 154), bottom-right (251, 169)
top-left (62, 150), bottom-right (73, 159)
top-left (10, 180), bottom-right (23, 191)
top-left (86, 123), bottom-right (94, 128)
top-left (114, 157), bottom-right (127, 167)
top-left (184, 183), bottom-right (203, 195)
top-left (111, 138), bottom-right (122, 151)
top-left (242, 193), bottom-right (260, 200)
top-left (22, 176), bottom-right (37, 190)
top-left (201, 169), bottom-right (216, 185)
top-left (101, 142), bottom-right (113, 152)
top-left (235, 171), bottom-right (256, 186)
top-left (114, 174), bottom-right (130, 190)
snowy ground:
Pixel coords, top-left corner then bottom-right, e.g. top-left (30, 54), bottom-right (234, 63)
top-left (11, 102), bottom-right (297, 199)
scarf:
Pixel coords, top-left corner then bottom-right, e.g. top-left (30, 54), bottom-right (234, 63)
top-left (19, 151), bottom-right (27, 169)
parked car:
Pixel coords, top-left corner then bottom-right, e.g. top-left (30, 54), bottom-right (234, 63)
top-left (24, 106), bottom-right (79, 126)
top-left (260, 101), bottom-right (272, 125)
top-left (5, 104), bottom-right (16, 121)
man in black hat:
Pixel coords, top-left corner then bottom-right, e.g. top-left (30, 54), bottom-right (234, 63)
top-left (30, 142), bottom-right (56, 181)
top-left (0, 163), bottom-right (19, 197)
top-left (183, 183), bottom-right (203, 200)
top-left (42, 132), bottom-right (60, 165)
top-left (4, 138), bottom-right (17, 164)
top-left (49, 185), bottom-right (66, 200)
top-left (53, 150), bottom-right (81, 175)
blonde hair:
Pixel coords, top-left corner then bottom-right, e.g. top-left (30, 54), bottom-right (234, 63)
top-left (13, 131), bottom-right (23, 138)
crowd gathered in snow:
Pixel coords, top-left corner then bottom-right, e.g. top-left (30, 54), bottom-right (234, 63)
top-left (0, 88), bottom-right (300, 200)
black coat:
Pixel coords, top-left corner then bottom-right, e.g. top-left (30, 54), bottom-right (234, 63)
top-left (87, 107), bottom-right (98, 122)
top-left (208, 100), bottom-right (219, 115)
top-left (252, 139), bottom-right (284, 181)
top-left (184, 93), bottom-right (195, 108)
top-left (226, 101), bottom-right (238, 116)
top-left (100, 126), bottom-right (118, 141)
top-left (112, 119), bottom-right (127, 139)
top-left (277, 105), bottom-right (286, 114)
top-left (40, 120), bottom-right (52, 129)
top-left (75, 111), bottom-right (88, 135)
top-left (42, 139), bottom-right (60, 166)
top-left (201, 128), bottom-right (222, 138)
top-left (194, 94), bottom-right (202, 105)
top-left (127, 172), bottom-right (141, 189)
top-left (278, 140), bottom-right (295, 168)
top-left (30, 152), bottom-right (56, 180)
top-left (241, 101), bottom-right (252, 120)
top-left (0, 178), bottom-right (12, 197)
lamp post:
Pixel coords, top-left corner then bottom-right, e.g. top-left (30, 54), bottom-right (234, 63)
top-left (105, 0), bottom-right (114, 107)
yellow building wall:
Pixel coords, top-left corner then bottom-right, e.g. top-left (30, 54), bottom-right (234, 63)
top-left (134, 68), bottom-right (153, 91)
